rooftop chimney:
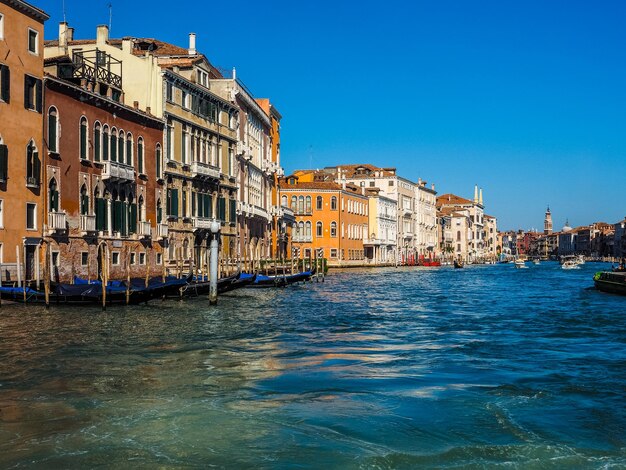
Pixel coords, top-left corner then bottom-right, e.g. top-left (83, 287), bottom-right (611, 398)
top-left (96, 25), bottom-right (109, 45)
top-left (188, 33), bottom-right (196, 55)
top-left (59, 22), bottom-right (69, 48)
top-left (474, 184), bottom-right (479, 203)
top-left (232, 67), bottom-right (237, 80)
top-left (479, 188), bottom-right (483, 205)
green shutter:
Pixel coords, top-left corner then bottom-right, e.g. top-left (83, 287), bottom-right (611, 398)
top-left (172, 189), bottom-right (179, 217)
top-left (192, 191), bottom-right (196, 216)
top-left (33, 152), bottom-right (40, 184)
top-left (110, 134), bottom-right (116, 162)
top-left (219, 197), bottom-right (226, 221)
top-left (94, 129), bottom-right (100, 161)
top-left (156, 146), bottom-right (161, 178)
top-left (35, 79), bottom-right (42, 113)
top-left (166, 189), bottom-right (171, 216)
top-left (207, 195), bottom-right (212, 218)
top-left (0, 145), bottom-right (7, 182)
top-left (130, 203), bottom-right (137, 233)
top-left (157, 206), bottom-right (162, 223)
top-left (48, 113), bottom-right (57, 152)
top-left (230, 199), bottom-right (236, 223)
top-left (138, 142), bottom-right (143, 174)
top-left (50, 190), bottom-right (59, 211)
top-left (96, 198), bottom-right (104, 230)
top-left (80, 121), bottom-right (87, 159)
top-left (103, 131), bottom-right (109, 161)
top-left (81, 195), bottom-right (89, 215)
top-left (126, 139), bottom-right (132, 166)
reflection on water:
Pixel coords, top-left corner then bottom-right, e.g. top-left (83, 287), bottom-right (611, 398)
top-left (1, 263), bottom-right (626, 468)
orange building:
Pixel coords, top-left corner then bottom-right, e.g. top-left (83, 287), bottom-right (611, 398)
top-left (279, 173), bottom-right (369, 266)
top-left (0, 0), bottom-right (49, 281)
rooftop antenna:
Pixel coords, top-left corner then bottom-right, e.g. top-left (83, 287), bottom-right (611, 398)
top-left (108, 2), bottom-right (112, 33)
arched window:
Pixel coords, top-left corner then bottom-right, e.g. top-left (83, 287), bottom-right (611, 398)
top-left (80, 184), bottom-right (89, 215)
top-left (330, 221), bottom-right (337, 237)
top-left (305, 221), bottom-right (311, 239)
top-left (79, 116), bottom-right (88, 160)
top-left (156, 198), bottom-right (163, 223)
top-left (26, 140), bottom-right (40, 187)
top-left (298, 221), bottom-right (304, 239)
top-left (125, 132), bottom-right (133, 166)
top-left (330, 196), bottom-right (337, 210)
top-left (316, 196), bottom-right (322, 210)
top-left (47, 107), bottom-right (59, 153)
top-left (298, 196), bottom-right (304, 214)
top-left (49, 177), bottom-right (59, 211)
top-left (102, 125), bottom-right (109, 161)
top-left (109, 127), bottom-right (117, 162)
top-left (291, 196), bottom-right (297, 211)
top-left (316, 221), bottom-right (323, 237)
top-left (137, 137), bottom-right (144, 174)
top-left (305, 196), bottom-right (311, 213)
top-left (118, 130), bottom-right (125, 164)
top-left (281, 195), bottom-right (287, 207)
top-left (155, 144), bottom-right (162, 179)
top-left (93, 122), bottom-right (101, 162)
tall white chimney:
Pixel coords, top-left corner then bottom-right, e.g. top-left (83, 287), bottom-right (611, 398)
top-left (59, 22), bottom-right (69, 48)
top-left (188, 33), bottom-right (196, 55)
top-left (474, 184), bottom-right (479, 203)
top-left (96, 25), bottom-right (109, 45)
top-left (479, 188), bottom-right (483, 205)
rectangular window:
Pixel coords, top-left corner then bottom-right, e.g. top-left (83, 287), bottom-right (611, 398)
top-left (0, 199), bottom-right (3, 227)
top-left (166, 82), bottom-right (173, 102)
top-left (130, 252), bottom-right (136, 265)
top-left (28, 29), bottom-right (38, 54)
top-left (139, 252), bottom-right (146, 265)
top-left (112, 252), bottom-right (120, 265)
top-left (156, 253), bottom-right (162, 265)
top-left (81, 252), bottom-right (88, 266)
top-left (330, 249), bottom-right (338, 259)
top-left (0, 64), bottom-right (9, 103)
top-left (26, 203), bottom-right (36, 230)
top-left (52, 251), bottom-right (59, 268)
top-left (24, 75), bottom-right (42, 112)
top-left (0, 14), bottom-right (4, 40)
top-left (0, 145), bottom-right (6, 182)
top-left (182, 90), bottom-right (188, 109)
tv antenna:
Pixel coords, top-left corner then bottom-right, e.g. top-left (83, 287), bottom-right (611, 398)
top-left (108, 2), bottom-right (112, 33)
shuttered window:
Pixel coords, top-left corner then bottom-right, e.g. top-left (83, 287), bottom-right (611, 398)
top-left (229, 199), bottom-right (236, 223)
top-left (218, 197), bottom-right (226, 221)
top-left (80, 117), bottom-right (88, 159)
top-left (95, 198), bottom-right (106, 230)
top-left (137, 138), bottom-right (144, 174)
top-left (0, 64), bottom-right (10, 103)
top-left (155, 145), bottom-right (161, 179)
top-left (47, 108), bottom-right (58, 152)
top-left (0, 144), bottom-right (7, 182)
top-left (129, 203), bottom-right (137, 233)
top-left (167, 188), bottom-right (179, 218)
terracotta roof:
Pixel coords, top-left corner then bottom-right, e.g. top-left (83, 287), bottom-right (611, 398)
top-left (280, 181), bottom-right (342, 191)
top-left (328, 164), bottom-right (396, 178)
top-left (437, 193), bottom-right (474, 208)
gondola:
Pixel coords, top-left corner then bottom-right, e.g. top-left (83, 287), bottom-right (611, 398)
top-left (453, 260), bottom-right (464, 269)
top-left (247, 269), bottom-right (314, 288)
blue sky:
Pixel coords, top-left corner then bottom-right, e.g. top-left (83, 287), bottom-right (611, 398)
top-left (37, 0), bottom-right (626, 230)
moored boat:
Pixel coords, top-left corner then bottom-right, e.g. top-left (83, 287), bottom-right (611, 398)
top-left (593, 271), bottom-right (626, 295)
top-left (453, 260), bottom-right (464, 269)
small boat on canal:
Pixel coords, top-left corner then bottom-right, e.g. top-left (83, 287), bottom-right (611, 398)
top-left (453, 260), bottom-right (464, 269)
top-left (247, 269), bottom-right (315, 288)
top-left (593, 271), bottom-right (626, 296)
top-left (514, 259), bottom-right (528, 269)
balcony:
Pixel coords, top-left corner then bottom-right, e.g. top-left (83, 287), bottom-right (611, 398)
top-left (270, 205), bottom-right (283, 218)
top-left (364, 238), bottom-right (383, 246)
top-left (293, 208), bottom-right (313, 216)
top-left (193, 216), bottom-right (213, 230)
top-left (48, 211), bottom-right (67, 233)
top-left (249, 205), bottom-right (270, 220)
top-left (293, 235), bottom-right (313, 243)
top-left (80, 214), bottom-right (97, 234)
top-left (138, 221), bottom-right (152, 238)
top-left (102, 161), bottom-right (134, 182)
top-left (190, 160), bottom-right (220, 180)
top-left (157, 223), bottom-right (169, 239)
top-left (26, 176), bottom-right (40, 189)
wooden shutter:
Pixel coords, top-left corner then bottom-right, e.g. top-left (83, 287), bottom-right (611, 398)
top-left (129, 203), bottom-right (137, 233)
top-left (80, 121), bottom-right (87, 159)
top-left (1, 66), bottom-right (9, 103)
top-left (94, 128), bottom-right (100, 161)
top-left (48, 112), bottom-right (57, 152)
top-left (24, 76), bottom-right (30, 109)
top-left (51, 190), bottom-right (59, 212)
top-left (191, 191), bottom-right (196, 216)
top-left (219, 197), bottom-right (226, 221)
top-left (230, 199), bottom-right (236, 223)
top-left (172, 189), bottom-right (179, 217)
top-left (156, 146), bottom-right (161, 178)
top-left (35, 79), bottom-right (42, 113)
top-left (126, 139), bottom-right (132, 166)
top-left (33, 152), bottom-right (40, 184)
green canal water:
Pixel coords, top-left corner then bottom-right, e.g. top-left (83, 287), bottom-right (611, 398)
top-left (1, 262), bottom-right (625, 468)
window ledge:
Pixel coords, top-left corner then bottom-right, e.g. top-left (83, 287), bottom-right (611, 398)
top-left (48, 150), bottom-right (60, 158)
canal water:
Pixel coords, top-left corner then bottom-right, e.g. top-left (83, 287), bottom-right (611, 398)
top-left (1, 262), bottom-right (625, 468)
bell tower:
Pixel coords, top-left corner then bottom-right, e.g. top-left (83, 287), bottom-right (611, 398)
top-left (544, 206), bottom-right (553, 234)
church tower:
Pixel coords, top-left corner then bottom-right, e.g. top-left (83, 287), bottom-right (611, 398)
top-left (544, 206), bottom-right (553, 234)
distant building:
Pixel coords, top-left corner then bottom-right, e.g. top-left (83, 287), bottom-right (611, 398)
top-left (544, 206), bottom-right (553, 234)
top-left (364, 188), bottom-right (397, 265)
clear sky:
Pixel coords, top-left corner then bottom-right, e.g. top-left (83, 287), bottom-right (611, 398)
top-left (37, 0), bottom-right (626, 230)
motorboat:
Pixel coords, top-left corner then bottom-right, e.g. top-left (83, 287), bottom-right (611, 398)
top-left (562, 260), bottom-right (580, 270)
top-left (514, 259), bottom-right (528, 269)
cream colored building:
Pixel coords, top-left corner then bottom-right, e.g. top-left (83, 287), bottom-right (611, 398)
top-left (364, 188), bottom-right (397, 265)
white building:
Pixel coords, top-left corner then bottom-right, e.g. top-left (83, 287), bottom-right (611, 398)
top-left (364, 188), bottom-right (397, 264)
